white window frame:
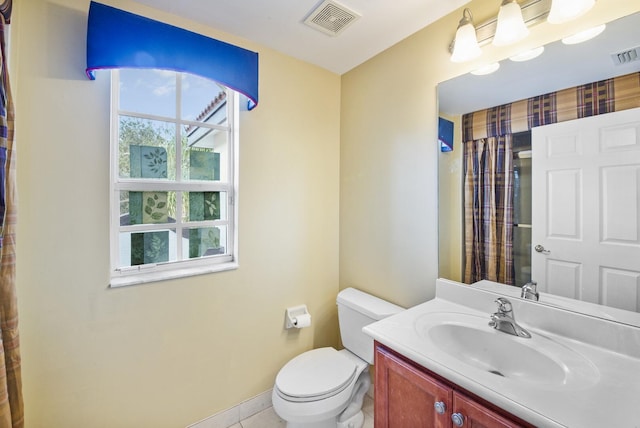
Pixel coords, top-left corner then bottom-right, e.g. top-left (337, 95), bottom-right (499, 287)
top-left (109, 70), bottom-right (239, 287)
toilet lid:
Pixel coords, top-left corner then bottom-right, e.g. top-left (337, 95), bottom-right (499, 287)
top-left (275, 347), bottom-right (357, 400)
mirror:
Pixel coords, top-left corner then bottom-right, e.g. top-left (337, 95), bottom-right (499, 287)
top-left (437, 12), bottom-right (640, 326)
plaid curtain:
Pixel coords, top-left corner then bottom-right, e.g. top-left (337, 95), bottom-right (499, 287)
top-left (0, 1), bottom-right (23, 426)
top-left (463, 135), bottom-right (514, 285)
top-left (462, 72), bottom-right (640, 142)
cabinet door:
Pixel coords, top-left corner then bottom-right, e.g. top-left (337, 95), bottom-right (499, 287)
top-left (375, 346), bottom-right (452, 428)
top-left (452, 392), bottom-right (526, 428)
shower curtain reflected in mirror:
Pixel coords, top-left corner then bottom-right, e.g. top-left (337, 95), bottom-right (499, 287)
top-left (463, 135), bottom-right (514, 285)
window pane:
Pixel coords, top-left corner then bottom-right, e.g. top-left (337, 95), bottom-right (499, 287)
top-left (119, 69), bottom-right (176, 118)
top-left (119, 117), bottom-right (176, 180)
top-left (119, 229), bottom-right (178, 267)
top-left (182, 146), bottom-right (227, 182)
top-left (183, 191), bottom-right (226, 222)
top-left (184, 226), bottom-right (227, 259)
top-left (120, 191), bottom-right (177, 225)
top-left (183, 135), bottom-right (229, 182)
top-left (181, 74), bottom-right (227, 123)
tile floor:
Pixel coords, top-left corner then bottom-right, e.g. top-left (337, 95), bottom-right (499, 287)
top-left (231, 395), bottom-right (375, 428)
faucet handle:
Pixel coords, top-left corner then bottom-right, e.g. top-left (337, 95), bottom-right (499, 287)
top-left (488, 313), bottom-right (498, 328)
top-left (521, 281), bottom-right (540, 301)
top-left (495, 297), bottom-right (512, 314)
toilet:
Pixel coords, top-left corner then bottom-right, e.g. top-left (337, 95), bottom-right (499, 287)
top-left (272, 288), bottom-right (404, 428)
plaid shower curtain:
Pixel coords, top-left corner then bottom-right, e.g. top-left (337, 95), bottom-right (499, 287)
top-left (0, 0), bottom-right (23, 426)
top-left (463, 135), bottom-right (514, 286)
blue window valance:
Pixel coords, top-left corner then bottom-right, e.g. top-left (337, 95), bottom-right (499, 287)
top-left (86, 1), bottom-right (259, 109)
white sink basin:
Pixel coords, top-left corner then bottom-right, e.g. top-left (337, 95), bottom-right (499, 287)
top-left (415, 312), bottom-right (599, 389)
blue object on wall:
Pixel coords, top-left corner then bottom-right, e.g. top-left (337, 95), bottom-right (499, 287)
top-left (85, 2), bottom-right (259, 109)
top-left (439, 117), bottom-right (454, 152)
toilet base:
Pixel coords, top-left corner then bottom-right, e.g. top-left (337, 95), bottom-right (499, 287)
top-left (284, 411), bottom-right (364, 428)
top-left (337, 410), bottom-right (364, 428)
top-left (282, 405), bottom-right (366, 428)
top-left (285, 419), bottom-right (337, 428)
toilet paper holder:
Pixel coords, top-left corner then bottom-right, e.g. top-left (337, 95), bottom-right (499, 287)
top-left (285, 305), bottom-right (311, 329)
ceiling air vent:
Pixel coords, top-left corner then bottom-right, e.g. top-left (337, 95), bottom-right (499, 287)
top-left (611, 46), bottom-right (640, 65)
top-left (304, 0), bottom-right (360, 37)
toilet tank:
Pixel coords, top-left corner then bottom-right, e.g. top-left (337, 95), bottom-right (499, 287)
top-left (337, 288), bottom-right (404, 364)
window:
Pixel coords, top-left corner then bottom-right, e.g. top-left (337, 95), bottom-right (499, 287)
top-left (110, 69), bottom-right (239, 286)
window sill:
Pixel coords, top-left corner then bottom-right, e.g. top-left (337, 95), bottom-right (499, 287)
top-left (109, 261), bottom-right (239, 288)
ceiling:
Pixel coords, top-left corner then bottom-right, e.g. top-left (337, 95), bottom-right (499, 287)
top-left (130, 0), bottom-right (469, 75)
top-left (127, 1), bottom-right (640, 111)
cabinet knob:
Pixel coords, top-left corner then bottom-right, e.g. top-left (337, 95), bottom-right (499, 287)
top-left (434, 401), bottom-right (446, 414)
top-left (452, 412), bottom-right (465, 427)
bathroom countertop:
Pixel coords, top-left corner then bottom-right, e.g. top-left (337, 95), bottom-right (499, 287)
top-left (363, 279), bottom-right (640, 428)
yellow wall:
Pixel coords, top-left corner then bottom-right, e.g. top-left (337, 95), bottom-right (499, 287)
top-left (12, 0), bottom-right (640, 426)
top-left (438, 114), bottom-right (463, 283)
top-left (340, 0), bottom-right (640, 307)
top-left (14, 1), bottom-right (340, 427)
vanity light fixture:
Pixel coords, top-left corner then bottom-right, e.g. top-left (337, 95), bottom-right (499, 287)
top-left (448, 0), bottom-right (598, 63)
top-left (492, 0), bottom-right (529, 47)
top-left (562, 24), bottom-right (606, 45)
top-left (509, 46), bottom-right (545, 61)
top-left (450, 8), bottom-right (482, 63)
top-left (547, 0), bottom-right (595, 24)
top-left (471, 62), bottom-right (501, 75)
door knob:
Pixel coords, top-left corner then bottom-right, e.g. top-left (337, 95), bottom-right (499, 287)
top-left (534, 244), bottom-right (550, 254)
top-left (434, 401), bottom-right (446, 414)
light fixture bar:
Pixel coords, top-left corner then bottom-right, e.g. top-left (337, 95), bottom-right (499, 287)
top-left (449, 0), bottom-right (551, 53)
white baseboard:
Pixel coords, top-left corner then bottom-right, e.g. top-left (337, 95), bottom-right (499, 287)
top-left (187, 389), bottom-right (273, 428)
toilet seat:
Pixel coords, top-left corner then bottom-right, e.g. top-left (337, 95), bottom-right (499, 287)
top-left (275, 347), bottom-right (357, 403)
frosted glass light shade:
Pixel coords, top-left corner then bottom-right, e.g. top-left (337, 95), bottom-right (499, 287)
top-left (451, 22), bottom-right (482, 63)
top-left (562, 24), bottom-right (606, 44)
top-left (471, 62), bottom-right (501, 75)
top-left (547, 0), bottom-right (596, 24)
top-left (509, 46), bottom-right (545, 62)
top-left (493, 0), bottom-right (529, 46)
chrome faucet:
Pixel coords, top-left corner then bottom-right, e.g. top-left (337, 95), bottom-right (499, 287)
top-left (521, 281), bottom-right (539, 301)
top-left (489, 297), bottom-right (531, 338)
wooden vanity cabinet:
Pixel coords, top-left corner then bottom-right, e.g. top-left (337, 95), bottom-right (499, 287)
top-left (374, 343), bottom-right (533, 428)
top-left (375, 342), bottom-right (451, 427)
top-left (451, 391), bottom-right (523, 428)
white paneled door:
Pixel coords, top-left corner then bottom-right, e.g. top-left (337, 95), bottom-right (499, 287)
top-left (532, 107), bottom-right (640, 312)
